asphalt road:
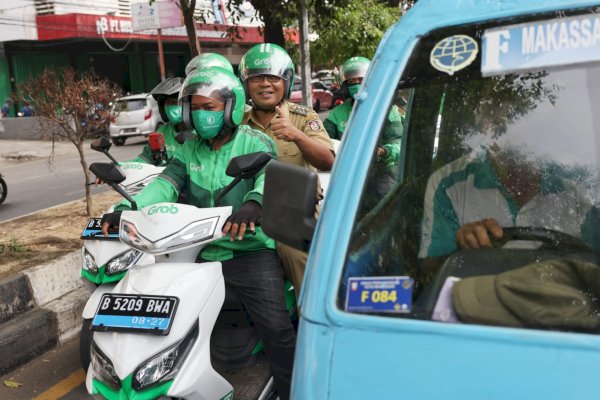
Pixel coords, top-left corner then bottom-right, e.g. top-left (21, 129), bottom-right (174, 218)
top-left (0, 137), bottom-right (146, 222)
top-left (0, 110), bottom-right (331, 223)
top-left (0, 337), bottom-right (90, 400)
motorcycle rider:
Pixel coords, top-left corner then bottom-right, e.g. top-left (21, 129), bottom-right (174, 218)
top-left (325, 56), bottom-right (404, 209)
top-left (101, 66), bottom-right (296, 400)
top-left (239, 43), bottom-right (335, 298)
top-left (129, 77), bottom-right (189, 165)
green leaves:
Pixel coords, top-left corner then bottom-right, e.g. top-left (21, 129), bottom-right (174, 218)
top-left (310, 0), bottom-right (401, 67)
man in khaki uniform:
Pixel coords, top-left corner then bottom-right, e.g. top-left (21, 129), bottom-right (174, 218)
top-left (239, 43), bottom-right (335, 299)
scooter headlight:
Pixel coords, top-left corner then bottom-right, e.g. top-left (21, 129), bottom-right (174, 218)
top-left (120, 218), bottom-right (217, 254)
top-left (90, 342), bottom-right (120, 390)
top-left (82, 247), bottom-right (98, 273)
top-left (120, 221), bottom-right (154, 252)
top-left (106, 249), bottom-right (142, 275)
top-left (132, 322), bottom-right (198, 391)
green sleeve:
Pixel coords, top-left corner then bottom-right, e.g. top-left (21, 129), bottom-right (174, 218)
top-left (114, 155), bottom-right (187, 211)
top-left (378, 118), bottom-right (403, 169)
top-left (324, 118), bottom-right (341, 140)
top-left (241, 130), bottom-right (278, 206)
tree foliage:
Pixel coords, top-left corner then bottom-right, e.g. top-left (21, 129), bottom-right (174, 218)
top-left (310, 0), bottom-right (402, 67)
top-left (18, 68), bottom-right (121, 216)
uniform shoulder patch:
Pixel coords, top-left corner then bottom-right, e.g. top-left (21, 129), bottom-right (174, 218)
top-left (288, 102), bottom-right (310, 116)
top-left (307, 119), bottom-right (322, 131)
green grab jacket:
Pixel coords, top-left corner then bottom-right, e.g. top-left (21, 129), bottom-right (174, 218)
top-left (115, 125), bottom-right (278, 261)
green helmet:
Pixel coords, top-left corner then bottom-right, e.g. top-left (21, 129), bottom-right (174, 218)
top-left (185, 53), bottom-right (234, 76)
top-left (179, 66), bottom-right (246, 130)
top-left (239, 43), bottom-right (295, 99)
top-left (340, 56), bottom-right (371, 83)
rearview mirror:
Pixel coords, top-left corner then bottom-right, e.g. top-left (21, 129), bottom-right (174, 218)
top-left (89, 162), bottom-right (126, 184)
top-left (89, 163), bottom-right (137, 210)
top-left (262, 161), bottom-right (318, 252)
top-left (91, 136), bottom-right (112, 153)
top-left (226, 152), bottom-right (273, 180)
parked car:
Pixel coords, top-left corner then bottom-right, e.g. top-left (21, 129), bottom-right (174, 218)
top-left (289, 78), bottom-right (335, 112)
top-left (109, 94), bottom-right (162, 146)
top-left (314, 69), bottom-right (337, 81)
top-left (319, 77), bottom-right (339, 91)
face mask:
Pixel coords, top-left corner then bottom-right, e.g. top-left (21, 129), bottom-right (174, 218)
top-left (191, 109), bottom-right (225, 139)
top-left (347, 83), bottom-right (361, 99)
top-left (164, 104), bottom-right (182, 124)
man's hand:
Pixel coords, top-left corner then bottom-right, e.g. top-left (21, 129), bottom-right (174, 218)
top-left (456, 218), bottom-right (503, 249)
top-left (376, 146), bottom-right (387, 161)
top-left (271, 106), bottom-right (303, 142)
top-left (100, 211), bottom-right (122, 237)
top-left (222, 201), bottom-right (261, 241)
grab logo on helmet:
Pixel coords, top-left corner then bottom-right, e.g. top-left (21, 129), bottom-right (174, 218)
top-left (193, 70), bottom-right (215, 78)
top-left (254, 58), bottom-right (272, 66)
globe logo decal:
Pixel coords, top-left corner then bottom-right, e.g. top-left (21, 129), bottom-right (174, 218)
top-left (430, 35), bottom-right (478, 76)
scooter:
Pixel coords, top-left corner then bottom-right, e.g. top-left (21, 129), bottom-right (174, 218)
top-left (86, 152), bottom-right (288, 400)
top-left (79, 136), bottom-right (165, 370)
top-left (0, 171), bottom-right (6, 205)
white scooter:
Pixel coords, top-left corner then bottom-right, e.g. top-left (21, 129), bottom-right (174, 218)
top-left (86, 152), bottom-right (281, 400)
top-left (80, 136), bottom-right (165, 370)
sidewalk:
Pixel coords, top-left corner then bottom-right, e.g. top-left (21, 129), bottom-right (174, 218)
top-left (0, 139), bottom-right (77, 169)
top-left (0, 139), bottom-right (107, 374)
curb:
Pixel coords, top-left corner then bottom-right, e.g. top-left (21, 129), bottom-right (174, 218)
top-left (0, 250), bottom-right (91, 374)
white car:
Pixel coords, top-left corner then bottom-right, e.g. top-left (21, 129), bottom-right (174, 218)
top-left (109, 94), bottom-right (162, 146)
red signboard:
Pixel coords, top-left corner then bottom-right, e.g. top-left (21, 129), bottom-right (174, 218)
top-left (36, 13), bottom-right (299, 44)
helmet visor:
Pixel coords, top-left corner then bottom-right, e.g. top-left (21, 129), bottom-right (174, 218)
top-left (240, 49), bottom-right (293, 82)
top-left (342, 65), bottom-right (369, 83)
top-left (179, 81), bottom-right (232, 104)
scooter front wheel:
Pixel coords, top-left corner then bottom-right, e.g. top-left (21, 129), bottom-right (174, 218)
top-left (79, 318), bottom-right (93, 371)
top-left (0, 176), bottom-right (6, 205)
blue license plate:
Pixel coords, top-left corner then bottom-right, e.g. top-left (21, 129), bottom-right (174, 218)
top-left (345, 276), bottom-right (414, 313)
top-left (81, 218), bottom-right (119, 240)
top-left (92, 294), bottom-right (179, 335)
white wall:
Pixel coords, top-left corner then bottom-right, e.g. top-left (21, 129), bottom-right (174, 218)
top-left (0, 0), bottom-right (261, 44)
top-left (0, 0), bottom-right (37, 42)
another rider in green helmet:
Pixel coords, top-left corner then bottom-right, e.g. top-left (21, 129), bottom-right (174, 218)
top-left (129, 77), bottom-right (191, 165)
top-left (101, 66), bottom-right (296, 400)
top-left (325, 57), bottom-right (404, 209)
top-left (325, 56), bottom-right (403, 163)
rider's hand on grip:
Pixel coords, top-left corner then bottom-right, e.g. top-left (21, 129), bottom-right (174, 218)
top-left (101, 211), bottom-right (122, 237)
top-left (222, 201), bottom-right (261, 241)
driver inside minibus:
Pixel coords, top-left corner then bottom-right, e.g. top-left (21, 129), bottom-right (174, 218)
top-left (418, 112), bottom-right (600, 265)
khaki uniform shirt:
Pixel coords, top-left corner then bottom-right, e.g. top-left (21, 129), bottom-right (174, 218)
top-left (242, 100), bottom-right (334, 171)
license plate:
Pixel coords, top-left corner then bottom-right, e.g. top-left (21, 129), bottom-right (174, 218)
top-left (123, 128), bottom-right (137, 133)
top-left (345, 276), bottom-right (414, 313)
top-left (81, 218), bottom-right (119, 240)
top-left (92, 294), bottom-right (179, 335)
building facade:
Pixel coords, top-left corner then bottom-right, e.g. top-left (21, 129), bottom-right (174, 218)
top-left (0, 0), bottom-right (287, 116)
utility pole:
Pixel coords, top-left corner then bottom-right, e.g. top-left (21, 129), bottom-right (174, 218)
top-left (157, 29), bottom-right (166, 81)
top-left (299, 0), bottom-right (312, 108)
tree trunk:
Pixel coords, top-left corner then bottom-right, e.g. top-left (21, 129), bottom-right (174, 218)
top-left (181, 0), bottom-right (201, 57)
top-left (262, 10), bottom-right (285, 46)
top-left (76, 140), bottom-right (93, 216)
